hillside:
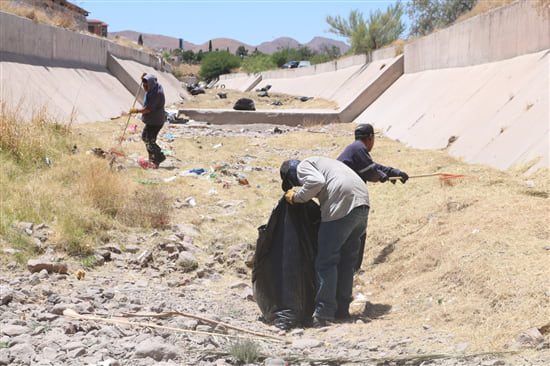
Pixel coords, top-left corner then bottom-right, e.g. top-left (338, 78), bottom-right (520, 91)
top-left (110, 30), bottom-right (350, 54)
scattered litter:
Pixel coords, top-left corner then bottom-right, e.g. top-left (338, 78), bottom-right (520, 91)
top-left (525, 180), bottom-right (535, 188)
top-left (217, 92), bottom-right (227, 99)
top-left (212, 143), bottom-right (223, 149)
top-left (162, 149), bottom-right (174, 156)
top-left (256, 85), bottom-right (271, 92)
top-left (273, 127), bottom-right (284, 134)
top-left (233, 98), bottom-right (256, 111)
top-left (184, 197), bottom-right (197, 207)
top-left (298, 96), bottom-right (313, 102)
top-left (163, 133), bottom-right (175, 141)
top-left (163, 176), bottom-right (177, 183)
top-left (179, 168), bottom-right (207, 177)
top-left (190, 86), bottom-right (205, 95)
top-left (208, 189), bottom-right (218, 196)
top-left (472, 228), bottom-right (480, 234)
top-left (271, 100), bottom-right (283, 106)
top-left (258, 90), bottom-right (269, 97)
top-left (44, 157), bottom-right (52, 167)
top-left (238, 178), bottom-right (250, 186)
top-left (128, 124), bottom-right (138, 133)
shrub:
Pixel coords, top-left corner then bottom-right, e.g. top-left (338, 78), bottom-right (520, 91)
top-left (199, 51), bottom-right (241, 81)
top-left (229, 340), bottom-right (260, 364)
top-left (241, 54), bottom-right (277, 73)
top-left (118, 188), bottom-right (172, 229)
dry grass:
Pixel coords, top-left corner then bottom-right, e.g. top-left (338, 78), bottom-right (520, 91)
top-left (172, 64), bottom-right (201, 78)
top-left (181, 89), bottom-right (338, 110)
top-left (0, 106), bottom-right (171, 260)
top-left (0, 1), bottom-right (77, 30)
top-left (456, 0), bottom-right (516, 22)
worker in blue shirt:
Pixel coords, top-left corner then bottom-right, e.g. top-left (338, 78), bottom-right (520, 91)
top-left (337, 123), bottom-right (408, 278)
top-left (338, 124), bottom-right (409, 184)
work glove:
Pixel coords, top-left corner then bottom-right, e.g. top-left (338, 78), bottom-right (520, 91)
top-left (398, 171), bottom-right (409, 184)
top-left (378, 172), bottom-right (389, 183)
top-left (129, 108), bottom-right (140, 114)
top-left (284, 190), bottom-right (295, 205)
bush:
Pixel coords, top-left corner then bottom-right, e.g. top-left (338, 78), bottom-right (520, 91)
top-left (199, 51), bottom-right (241, 81)
top-left (241, 54), bottom-right (277, 73)
top-left (229, 340), bottom-right (260, 364)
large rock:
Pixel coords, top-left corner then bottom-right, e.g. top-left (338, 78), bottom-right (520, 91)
top-left (134, 337), bottom-right (179, 361)
top-left (10, 343), bottom-right (35, 364)
top-left (516, 327), bottom-right (545, 348)
top-left (291, 338), bottom-right (322, 349)
top-left (27, 259), bottom-right (68, 274)
top-left (2, 325), bottom-right (30, 336)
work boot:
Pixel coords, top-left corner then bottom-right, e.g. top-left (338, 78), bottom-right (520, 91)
top-left (312, 316), bottom-right (330, 328)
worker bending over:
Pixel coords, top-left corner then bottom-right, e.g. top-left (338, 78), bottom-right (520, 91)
top-left (281, 157), bottom-right (369, 326)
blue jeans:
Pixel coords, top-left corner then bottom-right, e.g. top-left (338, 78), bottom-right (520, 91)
top-left (314, 205), bottom-right (369, 320)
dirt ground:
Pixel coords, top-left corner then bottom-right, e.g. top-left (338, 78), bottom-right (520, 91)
top-left (179, 89), bottom-right (339, 110)
top-left (1, 119), bottom-right (549, 365)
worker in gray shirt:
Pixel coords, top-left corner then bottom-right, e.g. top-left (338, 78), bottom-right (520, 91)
top-left (280, 157), bottom-right (369, 326)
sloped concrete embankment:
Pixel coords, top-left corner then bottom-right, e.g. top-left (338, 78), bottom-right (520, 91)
top-left (356, 0), bottom-right (550, 173)
top-left (0, 11), bottom-right (186, 123)
top-left (182, 51), bottom-right (403, 126)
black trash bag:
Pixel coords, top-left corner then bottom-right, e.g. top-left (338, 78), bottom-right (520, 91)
top-left (233, 98), bottom-right (256, 111)
top-left (252, 197), bottom-right (320, 330)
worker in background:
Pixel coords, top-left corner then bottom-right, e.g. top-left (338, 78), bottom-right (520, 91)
top-left (337, 123), bottom-right (409, 272)
top-left (338, 124), bottom-right (409, 184)
top-left (129, 74), bottom-right (166, 169)
top-left (280, 157), bottom-right (369, 327)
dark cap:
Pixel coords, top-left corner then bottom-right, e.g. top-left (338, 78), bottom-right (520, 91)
top-left (354, 124), bottom-right (374, 140)
top-left (280, 160), bottom-right (301, 191)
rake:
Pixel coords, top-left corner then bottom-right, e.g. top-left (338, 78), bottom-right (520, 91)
top-left (109, 74), bottom-right (145, 158)
top-left (389, 173), bottom-right (466, 186)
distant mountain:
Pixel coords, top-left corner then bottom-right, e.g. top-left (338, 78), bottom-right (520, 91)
top-left (110, 31), bottom-right (349, 55)
top-left (256, 37), bottom-right (301, 54)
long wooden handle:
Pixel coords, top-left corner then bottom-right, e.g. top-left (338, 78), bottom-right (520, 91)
top-left (389, 173), bottom-right (463, 181)
top-left (118, 75), bottom-right (145, 144)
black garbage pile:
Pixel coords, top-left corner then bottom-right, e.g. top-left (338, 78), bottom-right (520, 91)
top-left (252, 198), bottom-right (320, 330)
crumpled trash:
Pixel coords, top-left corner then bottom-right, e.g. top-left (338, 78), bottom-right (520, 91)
top-left (233, 98), bottom-right (256, 111)
top-left (163, 176), bottom-right (177, 183)
top-left (271, 100), bottom-right (283, 106)
top-left (298, 96), bottom-right (313, 102)
top-left (179, 168), bottom-right (207, 177)
top-left (258, 90), bottom-right (269, 97)
top-left (217, 92), bottom-right (227, 99)
top-left (190, 87), bottom-right (205, 95)
top-left (128, 124), bottom-right (138, 133)
top-left (163, 133), bottom-right (175, 141)
top-left (256, 85), bottom-right (272, 92)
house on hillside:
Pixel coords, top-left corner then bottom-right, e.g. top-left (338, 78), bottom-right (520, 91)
top-left (87, 19), bottom-right (108, 37)
top-left (13, 0), bottom-right (89, 30)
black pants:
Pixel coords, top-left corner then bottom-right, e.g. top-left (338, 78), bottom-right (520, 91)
top-left (141, 124), bottom-right (165, 164)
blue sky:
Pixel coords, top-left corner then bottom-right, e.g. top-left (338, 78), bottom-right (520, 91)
top-left (77, 0), bottom-right (404, 45)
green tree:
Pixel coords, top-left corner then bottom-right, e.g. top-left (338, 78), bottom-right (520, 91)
top-left (326, 3), bottom-right (404, 54)
top-left (137, 34), bottom-right (143, 46)
top-left (236, 45), bottom-right (249, 58)
top-left (199, 51), bottom-right (241, 81)
top-left (208, 40), bottom-right (213, 52)
top-left (241, 54), bottom-right (277, 73)
top-left (408, 0), bottom-right (476, 37)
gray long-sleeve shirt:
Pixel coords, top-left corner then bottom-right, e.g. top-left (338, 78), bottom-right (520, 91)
top-left (293, 157), bottom-right (370, 222)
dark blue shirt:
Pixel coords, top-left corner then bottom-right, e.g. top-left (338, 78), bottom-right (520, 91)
top-left (337, 140), bottom-right (400, 182)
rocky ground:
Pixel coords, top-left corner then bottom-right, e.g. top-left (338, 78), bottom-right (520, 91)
top-left (1, 122), bottom-right (548, 366)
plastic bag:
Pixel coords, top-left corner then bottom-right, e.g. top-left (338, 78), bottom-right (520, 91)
top-left (252, 197), bottom-right (320, 329)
